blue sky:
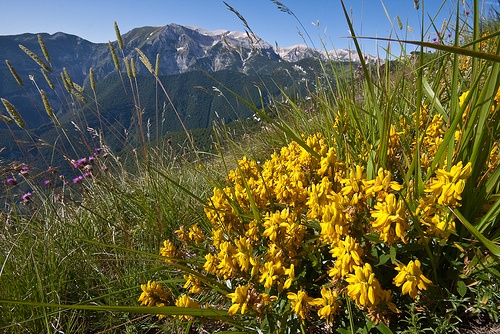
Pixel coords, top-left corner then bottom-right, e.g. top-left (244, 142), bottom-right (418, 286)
top-left (0, 1), bottom-right (497, 55)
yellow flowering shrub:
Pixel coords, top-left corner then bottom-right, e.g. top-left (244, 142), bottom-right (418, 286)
top-left (136, 128), bottom-right (483, 329)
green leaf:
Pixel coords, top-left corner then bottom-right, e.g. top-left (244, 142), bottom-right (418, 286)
top-left (0, 299), bottom-right (229, 318)
top-left (376, 321), bottom-right (394, 334)
top-left (449, 207), bottom-right (500, 257)
top-left (377, 254), bottom-right (391, 266)
top-left (390, 245), bottom-right (397, 263)
top-left (457, 280), bottom-right (467, 297)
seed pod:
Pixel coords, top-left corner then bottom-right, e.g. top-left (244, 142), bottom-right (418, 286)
top-left (1, 98), bottom-right (25, 128)
top-left (396, 15), bottom-right (403, 30)
top-left (41, 68), bottom-right (54, 90)
top-left (37, 34), bottom-right (51, 63)
top-left (114, 21), bottom-right (124, 50)
top-left (19, 44), bottom-right (52, 72)
top-left (62, 68), bottom-right (74, 87)
top-left (40, 90), bottom-right (54, 118)
top-left (60, 72), bottom-right (72, 93)
top-left (89, 68), bottom-right (96, 92)
top-left (0, 113), bottom-right (13, 124)
top-left (124, 57), bottom-right (132, 78)
top-left (5, 60), bottom-right (24, 86)
top-left (155, 54), bottom-right (160, 77)
top-left (108, 41), bottom-right (120, 70)
top-left (136, 48), bottom-right (153, 74)
top-left (72, 82), bottom-right (85, 94)
top-left (130, 57), bottom-right (137, 78)
top-left (71, 90), bottom-right (87, 103)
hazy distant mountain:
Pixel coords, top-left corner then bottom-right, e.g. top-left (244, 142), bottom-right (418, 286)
top-left (277, 44), bottom-right (378, 63)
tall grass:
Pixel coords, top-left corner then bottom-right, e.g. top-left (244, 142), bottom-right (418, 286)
top-left (1, 0), bottom-right (500, 333)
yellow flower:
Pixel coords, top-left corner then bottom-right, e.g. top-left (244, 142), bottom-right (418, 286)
top-left (387, 125), bottom-right (403, 158)
top-left (183, 274), bottom-right (202, 294)
top-left (459, 90), bottom-right (470, 108)
top-left (138, 280), bottom-right (171, 319)
top-left (307, 177), bottom-right (333, 219)
top-left (234, 236), bottom-right (253, 273)
top-left (283, 264), bottom-right (295, 290)
top-left (346, 263), bottom-right (383, 308)
top-left (138, 280), bottom-right (170, 307)
top-left (425, 115), bottom-right (445, 139)
top-left (175, 294), bottom-right (200, 320)
top-left (159, 240), bottom-right (177, 263)
top-left (227, 284), bottom-right (249, 316)
top-left (364, 168), bottom-right (403, 200)
top-left (423, 210), bottom-right (456, 240)
top-left (245, 219), bottom-right (259, 242)
top-left (424, 161), bottom-right (472, 207)
top-left (203, 253), bottom-right (218, 274)
top-left (175, 225), bottom-right (189, 242)
top-left (371, 193), bottom-right (410, 243)
top-left (212, 228), bottom-right (225, 248)
top-left (188, 224), bottom-right (205, 243)
top-left (308, 285), bottom-right (339, 324)
top-left (262, 208), bottom-right (288, 242)
top-left (287, 288), bottom-right (313, 322)
top-left (216, 241), bottom-right (238, 279)
top-left (488, 141), bottom-right (499, 171)
top-left (258, 259), bottom-right (282, 289)
top-left (329, 235), bottom-right (363, 278)
top-left (319, 192), bottom-right (349, 243)
top-left (393, 259), bottom-right (432, 299)
top-left (318, 147), bottom-right (337, 177)
top-left (340, 165), bottom-right (366, 205)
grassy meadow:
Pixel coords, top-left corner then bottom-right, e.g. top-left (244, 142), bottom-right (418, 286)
top-left (1, 1), bottom-right (500, 333)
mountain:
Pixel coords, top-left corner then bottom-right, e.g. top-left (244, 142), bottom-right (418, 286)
top-left (0, 24), bottom-right (373, 167)
top-left (277, 44), bottom-right (378, 63)
top-left (1, 23), bottom-right (375, 86)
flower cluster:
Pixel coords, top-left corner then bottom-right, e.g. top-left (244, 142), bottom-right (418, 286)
top-left (138, 281), bottom-right (172, 319)
top-left (69, 148), bottom-right (104, 183)
top-left (137, 129), bottom-right (478, 328)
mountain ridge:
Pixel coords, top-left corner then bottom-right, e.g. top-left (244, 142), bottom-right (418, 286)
top-left (0, 23), bottom-right (370, 165)
top-left (1, 23), bottom-right (376, 77)
top-left (1, 23), bottom-right (375, 127)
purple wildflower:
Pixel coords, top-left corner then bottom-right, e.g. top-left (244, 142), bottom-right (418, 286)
top-left (44, 179), bottom-right (51, 186)
top-left (94, 147), bottom-right (102, 153)
top-left (22, 192), bottom-right (32, 201)
top-left (167, 137), bottom-right (172, 145)
top-left (6, 178), bottom-right (17, 186)
top-left (72, 176), bottom-right (84, 184)
top-left (20, 166), bottom-right (29, 176)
